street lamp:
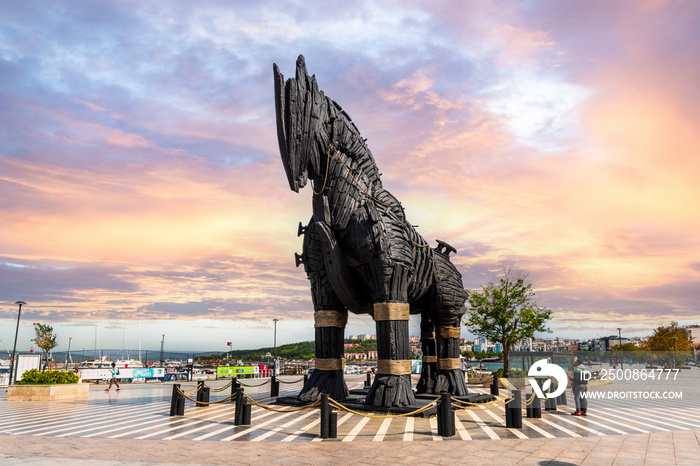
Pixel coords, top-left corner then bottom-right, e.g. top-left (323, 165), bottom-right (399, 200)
top-left (67, 337), bottom-right (73, 367)
top-left (9, 301), bottom-right (26, 385)
top-left (272, 319), bottom-right (279, 359)
top-left (617, 328), bottom-right (624, 370)
top-left (160, 334), bottom-right (165, 365)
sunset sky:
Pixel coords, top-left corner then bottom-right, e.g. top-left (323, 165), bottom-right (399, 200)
top-left (1, 1), bottom-right (699, 354)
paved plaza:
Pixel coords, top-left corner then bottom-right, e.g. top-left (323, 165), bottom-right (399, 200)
top-left (0, 368), bottom-right (699, 464)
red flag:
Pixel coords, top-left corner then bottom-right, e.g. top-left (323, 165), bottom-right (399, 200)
top-left (227, 341), bottom-right (232, 346)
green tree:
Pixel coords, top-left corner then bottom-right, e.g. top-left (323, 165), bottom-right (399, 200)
top-left (465, 267), bottom-right (552, 378)
top-left (644, 322), bottom-right (692, 368)
top-left (645, 322), bottom-right (692, 352)
top-left (609, 343), bottom-right (638, 352)
top-left (32, 323), bottom-right (58, 370)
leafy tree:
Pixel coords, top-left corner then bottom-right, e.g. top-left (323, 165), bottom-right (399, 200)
top-left (609, 343), bottom-right (639, 352)
top-left (465, 267), bottom-right (552, 377)
top-left (645, 322), bottom-right (692, 352)
top-left (643, 322), bottom-right (692, 368)
top-left (32, 323), bottom-right (57, 371)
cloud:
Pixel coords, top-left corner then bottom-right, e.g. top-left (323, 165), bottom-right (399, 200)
top-left (1, 1), bottom-right (699, 349)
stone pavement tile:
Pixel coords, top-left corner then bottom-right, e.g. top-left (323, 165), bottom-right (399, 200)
top-left (580, 453), bottom-right (615, 466)
top-left (513, 456), bottom-right (558, 465)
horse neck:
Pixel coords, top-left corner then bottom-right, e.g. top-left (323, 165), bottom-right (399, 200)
top-left (313, 137), bottom-right (382, 228)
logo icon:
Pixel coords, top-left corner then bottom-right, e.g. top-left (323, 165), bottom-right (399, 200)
top-left (528, 359), bottom-right (568, 399)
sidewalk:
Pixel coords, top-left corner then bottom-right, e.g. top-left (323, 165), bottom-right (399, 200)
top-left (1, 429), bottom-right (700, 465)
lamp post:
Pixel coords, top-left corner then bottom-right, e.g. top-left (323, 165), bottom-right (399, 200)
top-left (67, 337), bottom-right (73, 367)
top-left (160, 334), bottom-right (165, 366)
top-left (9, 301), bottom-right (26, 385)
top-left (673, 333), bottom-right (677, 369)
top-left (272, 319), bottom-right (279, 358)
top-left (617, 328), bottom-right (624, 370)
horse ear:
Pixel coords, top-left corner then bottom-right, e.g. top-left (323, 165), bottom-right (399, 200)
top-left (296, 55), bottom-right (308, 93)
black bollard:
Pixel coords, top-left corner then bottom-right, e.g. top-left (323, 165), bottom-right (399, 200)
top-left (329, 411), bottom-right (338, 439)
top-left (202, 386), bottom-right (210, 406)
top-left (231, 377), bottom-right (239, 402)
top-left (526, 390), bottom-right (542, 418)
top-left (303, 373), bottom-right (308, 387)
top-left (557, 390), bottom-right (567, 406)
top-left (241, 402), bottom-right (251, 425)
top-left (170, 384), bottom-right (185, 416)
top-left (365, 372), bottom-right (371, 388)
top-left (320, 393), bottom-right (330, 439)
top-left (545, 395), bottom-right (557, 411)
top-left (490, 377), bottom-right (500, 396)
top-left (195, 381), bottom-right (204, 406)
top-left (271, 375), bottom-right (279, 397)
top-left (505, 390), bottom-right (523, 428)
top-left (234, 388), bottom-right (244, 425)
top-left (437, 393), bottom-right (455, 437)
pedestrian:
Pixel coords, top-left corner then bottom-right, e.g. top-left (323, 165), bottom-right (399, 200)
top-left (105, 362), bottom-right (121, 391)
top-left (571, 358), bottom-right (588, 416)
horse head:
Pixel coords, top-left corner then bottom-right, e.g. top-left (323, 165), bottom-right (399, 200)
top-left (273, 54), bottom-right (329, 193)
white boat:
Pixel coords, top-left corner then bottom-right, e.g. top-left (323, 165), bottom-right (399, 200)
top-left (114, 359), bottom-right (144, 368)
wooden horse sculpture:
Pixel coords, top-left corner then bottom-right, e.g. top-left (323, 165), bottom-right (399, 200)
top-left (274, 55), bottom-right (469, 408)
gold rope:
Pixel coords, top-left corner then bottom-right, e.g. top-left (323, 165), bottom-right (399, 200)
top-left (312, 145), bottom-right (332, 195)
top-left (176, 387), bottom-right (235, 405)
top-left (242, 392), bottom-right (321, 413)
top-left (330, 145), bottom-right (389, 207)
top-left (421, 332), bottom-right (436, 340)
top-left (422, 356), bottom-right (437, 363)
top-left (328, 396), bottom-right (438, 418)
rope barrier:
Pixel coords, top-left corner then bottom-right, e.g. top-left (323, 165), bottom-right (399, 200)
top-left (237, 379), bottom-right (272, 387)
top-left (176, 387), bottom-right (235, 405)
top-left (277, 377), bottom-right (305, 384)
top-left (242, 391), bottom-right (321, 413)
top-left (450, 395), bottom-right (514, 411)
top-left (327, 396), bottom-right (439, 419)
top-left (522, 391), bottom-right (538, 406)
top-left (207, 381), bottom-right (233, 392)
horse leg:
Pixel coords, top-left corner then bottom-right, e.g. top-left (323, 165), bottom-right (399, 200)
top-left (430, 252), bottom-right (469, 396)
top-left (433, 321), bottom-right (469, 396)
top-left (363, 262), bottom-right (416, 408)
top-left (415, 311), bottom-right (437, 394)
top-left (298, 222), bottom-right (349, 403)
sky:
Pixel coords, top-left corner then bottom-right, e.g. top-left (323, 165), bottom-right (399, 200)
top-left (1, 0), bottom-right (699, 354)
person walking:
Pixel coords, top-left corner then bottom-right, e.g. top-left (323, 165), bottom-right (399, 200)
top-left (571, 358), bottom-right (588, 416)
top-left (105, 362), bottom-right (121, 391)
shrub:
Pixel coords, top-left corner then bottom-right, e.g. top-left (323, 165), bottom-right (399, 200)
top-left (491, 368), bottom-right (527, 379)
top-left (16, 369), bottom-right (79, 385)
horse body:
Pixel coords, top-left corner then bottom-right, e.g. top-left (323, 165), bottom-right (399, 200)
top-left (274, 55), bottom-right (468, 407)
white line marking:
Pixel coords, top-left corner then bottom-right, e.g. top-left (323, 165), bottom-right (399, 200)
top-left (373, 418), bottom-right (392, 442)
top-left (403, 417), bottom-right (414, 442)
top-left (429, 417), bottom-right (442, 441)
top-left (342, 416), bottom-right (370, 442)
top-left (466, 410), bottom-right (500, 440)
